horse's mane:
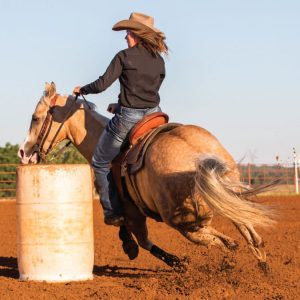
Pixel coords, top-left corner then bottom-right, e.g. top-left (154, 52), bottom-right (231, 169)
top-left (77, 98), bottom-right (97, 111)
top-left (39, 94), bottom-right (96, 110)
top-left (76, 97), bottom-right (109, 127)
top-left (38, 94), bottom-right (109, 127)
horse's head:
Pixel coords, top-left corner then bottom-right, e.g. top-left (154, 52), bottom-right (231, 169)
top-left (18, 82), bottom-right (69, 164)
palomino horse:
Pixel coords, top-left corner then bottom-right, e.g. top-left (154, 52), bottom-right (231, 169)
top-left (19, 82), bottom-right (275, 271)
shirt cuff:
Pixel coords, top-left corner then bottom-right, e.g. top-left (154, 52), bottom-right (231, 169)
top-left (79, 86), bottom-right (88, 95)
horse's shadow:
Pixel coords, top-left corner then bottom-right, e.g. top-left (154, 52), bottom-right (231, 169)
top-left (0, 256), bottom-right (171, 280)
top-left (93, 264), bottom-right (172, 279)
top-left (0, 256), bottom-right (19, 279)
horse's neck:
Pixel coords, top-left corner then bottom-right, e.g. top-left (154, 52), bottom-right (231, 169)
top-left (66, 103), bottom-right (108, 162)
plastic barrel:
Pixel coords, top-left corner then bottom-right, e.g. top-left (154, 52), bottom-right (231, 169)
top-left (16, 164), bottom-right (94, 282)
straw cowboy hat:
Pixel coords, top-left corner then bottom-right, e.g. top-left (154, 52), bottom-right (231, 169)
top-left (112, 12), bottom-right (163, 35)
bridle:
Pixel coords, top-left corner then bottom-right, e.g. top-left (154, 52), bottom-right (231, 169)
top-left (31, 93), bottom-right (90, 162)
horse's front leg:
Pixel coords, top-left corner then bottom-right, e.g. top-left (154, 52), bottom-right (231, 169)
top-left (118, 225), bottom-right (139, 260)
top-left (149, 244), bottom-right (185, 271)
top-left (123, 200), bottom-right (185, 271)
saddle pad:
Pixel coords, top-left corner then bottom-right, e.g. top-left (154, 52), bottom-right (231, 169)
top-left (127, 123), bottom-right (182, 174)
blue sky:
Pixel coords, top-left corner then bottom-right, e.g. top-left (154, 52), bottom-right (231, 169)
top-left (0, 0), bottom-right (299, 163)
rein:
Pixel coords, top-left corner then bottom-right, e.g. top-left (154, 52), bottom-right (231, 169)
top-left (33, 93), bottom-right (90, 162)
top-left (34, 94), bottom-right (59, 154)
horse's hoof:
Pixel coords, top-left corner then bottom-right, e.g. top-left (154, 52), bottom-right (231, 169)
top-left (172, 261), bottom-right (187, 273)
top-left (258, 261), bottom-right (269, 275)
top-left (122, 240), bottom-right (139, 260)
top-left (172, 256), bottom-right (189, 273)
top-left (228, 241), bottom-right (239, 251)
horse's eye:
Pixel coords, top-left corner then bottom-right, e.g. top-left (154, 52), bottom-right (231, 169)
top-left (32, 115), bottom-right (39, 122)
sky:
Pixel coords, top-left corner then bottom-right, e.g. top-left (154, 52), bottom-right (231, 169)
top-left (0, 0), bottom-right (299, 164)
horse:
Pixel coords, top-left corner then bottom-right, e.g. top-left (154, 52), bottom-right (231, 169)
top-left (18, 82), bottom-right (276, 271)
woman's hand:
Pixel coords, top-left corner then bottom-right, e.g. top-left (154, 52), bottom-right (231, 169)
top-left (107, 103), bottom-right (118, 114)
top-left (73, 86), bottom-right (81, 96)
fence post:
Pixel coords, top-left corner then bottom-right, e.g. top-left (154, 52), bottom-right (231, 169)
top-left (248, 163), bottom-right (251, 188)
top-left (294, 148), bottom-right (299, 194)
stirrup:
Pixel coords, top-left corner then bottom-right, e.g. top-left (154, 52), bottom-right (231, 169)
top-left (104, 215), bottom-right (124, 226)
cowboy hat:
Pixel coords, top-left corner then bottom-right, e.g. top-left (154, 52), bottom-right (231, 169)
top-left (112, 12), bottom-right (163, 34)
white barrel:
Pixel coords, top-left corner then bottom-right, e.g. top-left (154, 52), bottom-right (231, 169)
top-left (16, 164), bottom-right (94, 282)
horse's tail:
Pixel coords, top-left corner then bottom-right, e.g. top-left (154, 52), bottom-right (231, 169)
top-left (194, 156), bottom-right (276, 227)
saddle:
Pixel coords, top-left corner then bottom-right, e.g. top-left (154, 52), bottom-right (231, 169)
top-left (111, 112), bottom-right (181, 220)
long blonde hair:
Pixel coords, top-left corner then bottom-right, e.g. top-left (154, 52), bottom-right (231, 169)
top-left (131, 28), bottom-right (168, 56)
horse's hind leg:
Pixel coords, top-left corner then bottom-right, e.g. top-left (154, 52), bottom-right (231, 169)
top-left (233, 222), bottom-right (267, 263)
top-left (181, 226), bottom-right (238, 251)
top-left (177, 194), bottom-right (238, 251)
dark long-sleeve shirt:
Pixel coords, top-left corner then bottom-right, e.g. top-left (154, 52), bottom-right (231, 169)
top-left (80, 45), bottom-right (165, 108)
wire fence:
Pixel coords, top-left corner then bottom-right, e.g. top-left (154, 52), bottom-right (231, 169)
top-left (0, 164), bottom-right (17, 199)
top-left (238, 163), bottom-right (298, 194)
top-left (0, 162), bottom-right (299, 199)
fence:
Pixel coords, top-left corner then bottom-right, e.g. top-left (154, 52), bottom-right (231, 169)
top-left (238, 163), bottom-right (298, 194)
top-left (0, 164), bottom-right (17, 199)
top-left (0, 163), bottom-right (299, 199)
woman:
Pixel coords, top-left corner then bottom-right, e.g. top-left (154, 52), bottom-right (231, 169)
top-left (73, 12), bottom-right (168, 226)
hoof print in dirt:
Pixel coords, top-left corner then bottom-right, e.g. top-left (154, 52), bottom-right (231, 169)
top-left (220, 256), bottom-right (236, 272)
top-left (258, 261), bottom-right (269, 275)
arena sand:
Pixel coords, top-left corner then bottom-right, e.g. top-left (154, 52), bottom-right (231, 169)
top-left (0, 196), bottom-right (299, 299)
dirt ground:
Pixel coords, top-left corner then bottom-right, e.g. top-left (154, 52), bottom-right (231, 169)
top-left (0, 195), bottom-right (299, 300)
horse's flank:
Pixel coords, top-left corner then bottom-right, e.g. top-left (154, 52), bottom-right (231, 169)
top-left (124, 125), bottom-right (237, 220)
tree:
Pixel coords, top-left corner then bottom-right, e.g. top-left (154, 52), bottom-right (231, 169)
top-left (44, 142), bottom-right (88, 164)
top-left (0, 143), bottom-right (19, 197)
top-left (0, 142), bottom-right (88, 198)
top-left (0, 143), bottom-right (19, 163)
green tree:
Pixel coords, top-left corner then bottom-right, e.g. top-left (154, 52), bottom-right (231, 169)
top-left (0, 142), bottom-right (88, 198)
top-left (0, 143), bottom-right (19, 197)
top-left (46, 142), bottom-right (88, 164)
top-left (0, 143), bottom-right (19, 163)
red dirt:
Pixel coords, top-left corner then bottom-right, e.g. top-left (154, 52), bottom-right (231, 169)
top-left (0, 196), bottom-right (299, 300)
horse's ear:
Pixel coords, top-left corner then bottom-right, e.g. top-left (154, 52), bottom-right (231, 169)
top-left (44, 81), bottom-right (56, 98)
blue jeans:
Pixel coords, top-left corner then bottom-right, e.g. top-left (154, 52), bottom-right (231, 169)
top-left (91, 105), bottom-right (161, 218)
